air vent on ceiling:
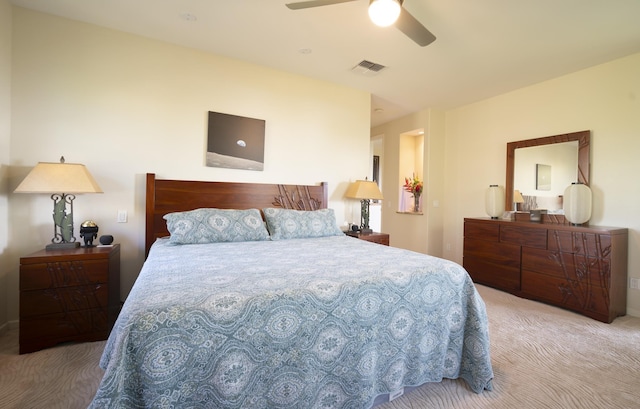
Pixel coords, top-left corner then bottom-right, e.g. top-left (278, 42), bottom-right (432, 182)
top-left (351, 60), bottom-right (386, 76)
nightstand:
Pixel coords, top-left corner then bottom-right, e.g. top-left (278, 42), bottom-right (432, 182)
top-left (19, 244), bottom-right (120, 354)
top-left (345, 231), bottom-right (390, 246)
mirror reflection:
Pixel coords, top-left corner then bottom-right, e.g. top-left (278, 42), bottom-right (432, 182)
top-left (505, 130), bottom-right (590, 212)
top-left (514, 141), bottom-right (578, 211)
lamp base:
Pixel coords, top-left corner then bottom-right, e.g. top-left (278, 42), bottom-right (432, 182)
top-left (360, 228), bottom-right (373, 234)
top-left (46, 242), bottom-right (81, 251)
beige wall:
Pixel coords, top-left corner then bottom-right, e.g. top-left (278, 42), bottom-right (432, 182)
top-left (4, 7), bottom-right (371, 325)
top-left (443, 53), bottom-right (640, 316)
top-left (371, 109), bottom-right (446, 256)
top-left (0, 0), bottom-right (12, 330)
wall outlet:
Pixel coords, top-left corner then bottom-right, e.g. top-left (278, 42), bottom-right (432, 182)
top-left (630, 278), bottom-right (640, 290)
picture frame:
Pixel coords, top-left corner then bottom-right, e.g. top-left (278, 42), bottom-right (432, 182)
top-left (206, 111), bottom-right (265, 171)
top-left (536, 163), bottom-right (551, 191)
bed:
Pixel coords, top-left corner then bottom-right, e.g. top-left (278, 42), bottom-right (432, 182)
top-left (90, 173), bottom-right (493, 408)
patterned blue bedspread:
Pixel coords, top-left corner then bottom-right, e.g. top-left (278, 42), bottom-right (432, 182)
top-left (90, 236), bottom-right (493, 408)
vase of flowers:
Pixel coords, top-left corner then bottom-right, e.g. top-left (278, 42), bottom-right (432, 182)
top-left (403, 175), bottom-right (423, 212)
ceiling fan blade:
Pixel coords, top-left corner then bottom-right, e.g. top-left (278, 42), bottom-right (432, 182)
top-left (286, 0), bottom-right (358, 10)
top-left (395, 7), bottom-right (436, 47)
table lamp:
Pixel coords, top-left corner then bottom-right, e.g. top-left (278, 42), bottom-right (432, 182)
top-left (345, 178), bottom-right (384, 234)
top-left (513, 190), bottom-right (525, 211)
top-left (14, 156), bottom-right (103, 250)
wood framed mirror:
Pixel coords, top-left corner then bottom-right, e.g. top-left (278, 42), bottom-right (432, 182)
top-left (505, 130), bottom-right (590, 211)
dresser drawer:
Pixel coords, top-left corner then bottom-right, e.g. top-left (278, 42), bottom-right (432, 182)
top-left (548, 230), bottom-right (612, 257)
top-left (500, 224), bottom-right (547, 248)
top-left (20, 259), bottom-right (109, 290)
top-left (463, 238), bottom-right (521, 291)
top-left (464, 256), bottom-right (521, 291)
top-left (522, 247), bottom-right (611, 288)
top-left (463, 237), bottom-right (521, 265)
top-left (521, 270), bottom-right (609, 319)
top-left (464, 221), bottom-right (499, 241)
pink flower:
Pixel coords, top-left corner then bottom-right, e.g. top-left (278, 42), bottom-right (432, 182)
top-left (403, 176), bottom-right (423, 197)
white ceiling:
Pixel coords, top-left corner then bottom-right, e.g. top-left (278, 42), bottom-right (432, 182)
top-left (10, 0), bottom-right (640, 127)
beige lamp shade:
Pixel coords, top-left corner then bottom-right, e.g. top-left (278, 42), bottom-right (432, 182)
top-left (513, 189), bottom-right (525, 211)
top-left (513, 190), bottom-right (524, 204)
top-left (346, 179), bottom-right (383, 234)
top-left (14, 160), bottom-right (103, 194)
top-left (345, 179), bottom-right (384, 200)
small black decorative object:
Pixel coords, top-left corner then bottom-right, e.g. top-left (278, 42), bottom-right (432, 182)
top-left (80, 220), bottom-right (99, 247)
top-left (99, 235), bottom-right (114, 245)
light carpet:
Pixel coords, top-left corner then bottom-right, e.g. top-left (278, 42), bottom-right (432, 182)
top-left (1, 285), bottom-right (639, 409)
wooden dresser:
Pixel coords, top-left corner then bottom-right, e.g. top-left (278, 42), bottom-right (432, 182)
top-left (19, 244), bottom-right (121, 354)
top-left (463, 218), bottom-right (627, 323)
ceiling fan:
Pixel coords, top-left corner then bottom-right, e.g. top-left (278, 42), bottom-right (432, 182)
top-left (285, 0), bottom-right (436, 47)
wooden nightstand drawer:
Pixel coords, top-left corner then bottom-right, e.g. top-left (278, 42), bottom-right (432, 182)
top-left (20, 309), bottom-right (109, 352)
top-left (20, 284), bottom-right (109, 317)
top-left (345, 231), bottom-right (389, 246)
top-left (20, 259), bottom-right (109, 290)
top-left (19, 244), bottom-right (120, 354)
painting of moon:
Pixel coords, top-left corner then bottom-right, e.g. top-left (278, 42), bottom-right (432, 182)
top-left (206, 111), bottom-right (265, 171)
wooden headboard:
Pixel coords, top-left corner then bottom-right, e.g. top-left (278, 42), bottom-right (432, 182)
top-left (145, 173), bottom-right (329, 257)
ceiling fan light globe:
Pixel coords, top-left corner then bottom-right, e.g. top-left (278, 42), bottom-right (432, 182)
top-left (368, 0), bottom-right (401, 27)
